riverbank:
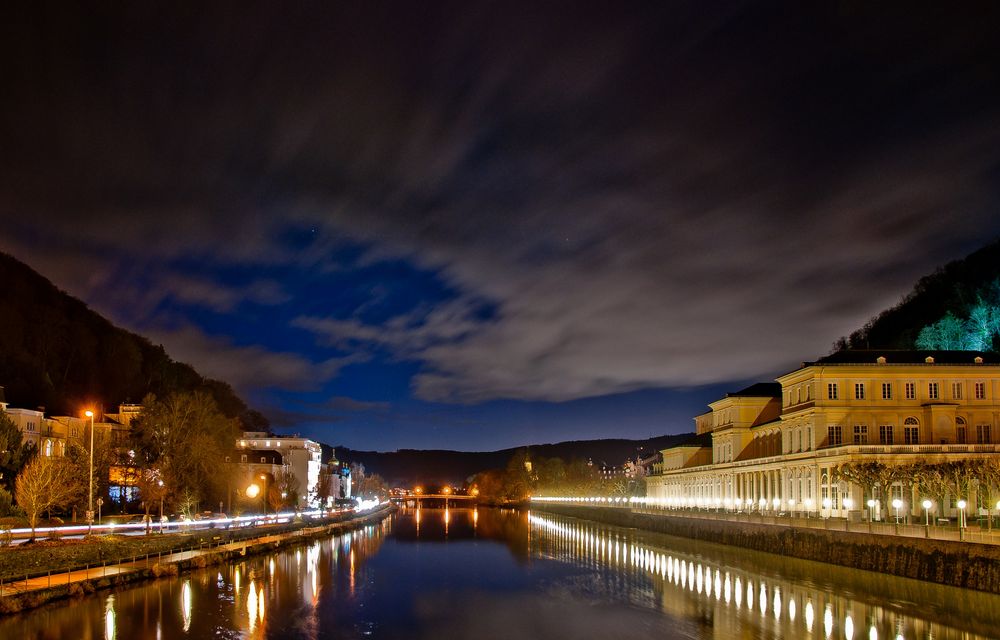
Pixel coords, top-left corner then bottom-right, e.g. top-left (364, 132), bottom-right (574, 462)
top-left (531, 503), bottom-right (1000, 594)
top-left (0, 504), bottom-right (395, 615)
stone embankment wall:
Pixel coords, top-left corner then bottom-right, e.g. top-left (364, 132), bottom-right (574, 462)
top-left (532, 504), bottom-right (1000, 594)
top-left (0, 505), bottom-right (395, 615)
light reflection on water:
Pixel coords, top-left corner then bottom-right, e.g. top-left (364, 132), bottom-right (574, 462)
top-left (527, 511), bottom-right (1000, 639)
top-left (2, 509), bottom-right (1000, 639)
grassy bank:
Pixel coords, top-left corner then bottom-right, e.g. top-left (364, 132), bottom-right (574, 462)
top-left (0, 510), bottom-right (372, 582)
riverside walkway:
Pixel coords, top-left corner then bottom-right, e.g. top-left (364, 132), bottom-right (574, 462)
top-left (532, 497), bottom-right (1000, 546)
top-left (0, 506), bottom-right (393, 601)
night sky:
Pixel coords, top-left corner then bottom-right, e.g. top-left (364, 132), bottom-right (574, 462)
top-left (2, 3), bottom-right (1000, 451)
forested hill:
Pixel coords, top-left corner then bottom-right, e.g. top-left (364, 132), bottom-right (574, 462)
top-left (0, 251), bottom-right (266, 427)
top-left (842, 238), bottom-right (1000, 352)
top-left (331, 433), bottom-right (693, 486)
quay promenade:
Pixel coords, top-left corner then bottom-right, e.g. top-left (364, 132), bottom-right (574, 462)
top-left (0, 504), bottom-right (395, 611)
top-left (532, 496), bottom-right (1000, 546)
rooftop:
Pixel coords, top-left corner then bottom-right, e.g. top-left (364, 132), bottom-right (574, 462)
top-left (808, 350), bottom-right (1000, 366)
top-left (726, 382), bottom-right (782, 398)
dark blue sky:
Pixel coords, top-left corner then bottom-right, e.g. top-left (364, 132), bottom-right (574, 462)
top-left (2, 3), bottom-right (1000, 450)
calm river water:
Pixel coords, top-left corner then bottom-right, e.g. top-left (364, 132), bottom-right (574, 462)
top-left (3, 507), bottom-right (1000, 639)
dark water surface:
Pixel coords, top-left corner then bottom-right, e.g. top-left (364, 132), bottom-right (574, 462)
top-left (3, 507), bottom-right (1000, 639)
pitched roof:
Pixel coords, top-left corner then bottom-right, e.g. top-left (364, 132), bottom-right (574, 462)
top-left (727, 382), bottom-right (782, 398)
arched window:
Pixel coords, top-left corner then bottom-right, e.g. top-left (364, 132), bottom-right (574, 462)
top-left (956, 417), bottom-right (967, 444)
top-left (904, 417), bottom-right (919, 426)
top-left (903, 417), bottom-right (920, 444)
top-left (43, 439), bottom-right (53, 457)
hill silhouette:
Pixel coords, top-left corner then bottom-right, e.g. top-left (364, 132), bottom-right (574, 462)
top-left (842, 238), bottom-right (1000, 351)
top-left (0, 251), bottom-right (266, 427)
top-left (330, 433), bottom-right (693, 486)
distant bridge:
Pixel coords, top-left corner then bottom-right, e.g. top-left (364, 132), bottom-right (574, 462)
top-left (391, 494), bottom-right (476, 502)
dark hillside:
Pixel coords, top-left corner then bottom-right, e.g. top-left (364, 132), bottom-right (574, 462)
top-left (0, 251), bottom-right (264, 426)
top-left (331, 433), bottom-right (692, 486)
top-left (844, 238), bottom-right (1000, 350)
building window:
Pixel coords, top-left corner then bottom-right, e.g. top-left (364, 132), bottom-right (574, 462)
top-left (956, 418), bottom-right (967, 444)
top-left (977, 424), bottom-right (992, 444)
top-left (260, 456), bottom-right (267, 463)
top-left (855, 383), bottom-right (865, 400)
top-left (952, 382), bottom-right (963, 400)
top-left (881, 383), bottom-right (892, 400)
top-left (975, 382), bottom-right (986, 400)
top-left (828, 383), bottom-right (838, 400)
top-left (241, 454), bottom-right (248, 463)
top-left (827, 425), bottom-right (843, 446)
top-left (879, 425), bottom-right (894, 445)
top-left (853, 425), bottom-right (868, 444)
top-left (928, 382), bottom-right (939, 400)
top-left (796, 388), bottom-right (801, 404)
top-left (904, 426), bottom-right (919, 444)
top-left (905, 383), bottom-right (916, 400)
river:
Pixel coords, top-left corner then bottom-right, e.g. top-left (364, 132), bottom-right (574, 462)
top-left (2, 507), bottom-right (999, 639)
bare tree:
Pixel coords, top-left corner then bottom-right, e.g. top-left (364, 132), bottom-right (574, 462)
top-left (135, 469), bottom-right (169, 534)
top-left (14, 456), bottom-right (82, 540)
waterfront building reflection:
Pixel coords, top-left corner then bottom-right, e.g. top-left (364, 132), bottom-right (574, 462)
top-left (528, 512), bottom-right (1000, 639)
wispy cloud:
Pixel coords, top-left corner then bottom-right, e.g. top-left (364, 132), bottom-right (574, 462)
top-left (144, 324), bottom-right (367, 393)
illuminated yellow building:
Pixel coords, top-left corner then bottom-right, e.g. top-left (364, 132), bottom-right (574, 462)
top-left (646, 351), bottom-right (1000, 520)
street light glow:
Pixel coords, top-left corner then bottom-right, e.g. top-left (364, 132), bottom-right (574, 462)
top-left (246, 483), bottom-right (261, 499)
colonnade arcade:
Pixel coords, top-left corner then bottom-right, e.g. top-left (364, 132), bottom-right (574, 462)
top-left (648, 463), bottom-right (861, 518)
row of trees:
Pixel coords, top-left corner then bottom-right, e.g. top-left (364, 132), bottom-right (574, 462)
top-left (836, 458), bottom-right (1000, 525)
top-left (470, 452), bottom-right (627, 503)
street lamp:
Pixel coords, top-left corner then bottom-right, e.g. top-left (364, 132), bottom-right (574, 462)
top-left (957, 499), bottom-right (967, 531)
top-left (892, 498), bottom-right (903, 524)
top-left (158, 480), bottom-right (165, 533)
top-left (866, 499), bottom-right (876, 522)
top-left (85, 410), bottom-right (95, 533)
top-left (922, 499), bottom-right (932, 527)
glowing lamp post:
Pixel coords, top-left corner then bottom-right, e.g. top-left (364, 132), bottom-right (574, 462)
top-left (156, 480), bottom-right (163, 533)
top-left (891, 498), bottom-right (903, 525)
top-left (922, 499), bottom-right (932, 527)
top-left (84, 410), bottom-right (95, 532)
top-left (246, 482), bottom-right (261, 514)
top-left (866, 499), bottom-right (876, 523)
top-left (957, 499), bottom-right (968, 539)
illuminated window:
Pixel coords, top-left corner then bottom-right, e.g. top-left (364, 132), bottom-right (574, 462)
top-left (881, 383), bottom-right (892, 400)
top-left (975, 382), bottom-right (986, 400)
top-left (905, 382), bottom-right (916, 400)
top-left (854, 383), bottom-right (865, 400)
top-left (928, 383), bottom-right (939, 400)
top-left (952, 382), bottom-right (962, 400)
top-left (241, 454), bottom-right (248, 463)
top-left (903, 418), bottom-right (919, 444)
top-left (827, 384), bottom-right (838, 400)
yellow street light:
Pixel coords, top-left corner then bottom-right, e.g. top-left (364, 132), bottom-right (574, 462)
top-left (246, 483), bottom-right (261, 499)
top-left (84, 410), bottom-right (95, 531)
